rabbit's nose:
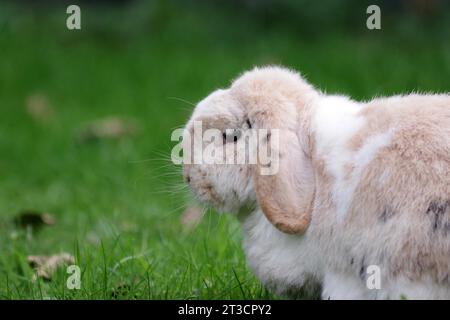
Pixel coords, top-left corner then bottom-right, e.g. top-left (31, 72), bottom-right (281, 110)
top-left (183, 164), bottom-right (192, 184)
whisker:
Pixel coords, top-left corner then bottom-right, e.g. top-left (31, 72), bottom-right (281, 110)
top-left (143, 171), bottom-right (183, 180)
top-left (145, 182), bottom-right (189, 196)
top-left (128, 149), bottom-right (176, 165)
top-left (168, 124), bottom-right (186, 132)
top-left (167, 96), bottom-right (196, 107)
top-left (163, 202), bottom-right (189, 217)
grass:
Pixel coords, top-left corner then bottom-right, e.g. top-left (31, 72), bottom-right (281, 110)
top-left (0, 1), bottom-right (449, 299)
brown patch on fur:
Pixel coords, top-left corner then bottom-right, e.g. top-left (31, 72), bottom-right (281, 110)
top-left (194, 115), bottom-right (235, 133)
top-left (348, 103), bottom-right (392, 152)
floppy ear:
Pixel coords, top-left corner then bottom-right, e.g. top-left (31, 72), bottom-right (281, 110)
top-left (251, 108), bottom-right (315, 235)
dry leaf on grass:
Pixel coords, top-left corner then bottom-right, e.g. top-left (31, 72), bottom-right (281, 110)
top-left (76, 116), bottom-right (140, 143)
top-left (111, 284), bottom-right (136, 299)
top-left (180, 205), bottom-right (203, 231)
top-left (28, 253), bottom-right (75, 281)
top-left (25, 94), bottom-right (55, 124)
top-left (14, 210), bottom-right (55, 230)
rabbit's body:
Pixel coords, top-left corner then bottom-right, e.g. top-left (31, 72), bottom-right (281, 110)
top-left (183, 66), bottom-right (450, 299)
top-left (313, 94), bottom-right (450, 299)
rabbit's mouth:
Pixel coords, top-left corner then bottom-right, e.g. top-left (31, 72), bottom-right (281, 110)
top-left (184, 170), bottom-right (225, 209)
top-left (192, 183), bottom-right (252, 214)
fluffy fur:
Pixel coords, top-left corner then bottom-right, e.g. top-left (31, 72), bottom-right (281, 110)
top-left (182, 66), bottom-right (450, 299)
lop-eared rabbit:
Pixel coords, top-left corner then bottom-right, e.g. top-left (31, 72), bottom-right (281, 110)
top-left (182, 66), bottom-right (450, 299)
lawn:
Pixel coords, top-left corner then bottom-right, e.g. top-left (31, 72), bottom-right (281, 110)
top-left (0, 1), bottom-right (449, 299)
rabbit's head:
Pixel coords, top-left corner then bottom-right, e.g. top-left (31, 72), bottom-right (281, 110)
top-left (182, 88), bottom-right (255, 213)
top-left (182, 66), bottom-right (318, 234)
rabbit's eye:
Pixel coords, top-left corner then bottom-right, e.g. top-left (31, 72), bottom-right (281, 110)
top-left (223, 129), bottom-right (242, 144)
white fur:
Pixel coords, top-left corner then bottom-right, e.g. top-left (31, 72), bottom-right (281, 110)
top-left (240, 209), bottom-right (322, 297)
top-left (381, 276), bottom-right (450, 300)
top-left (321, 273), bottom-right (450, 300)
top-left (313, 95), bottom-right (365, 221)
top-left (322, 272), bottom-right (370, 300)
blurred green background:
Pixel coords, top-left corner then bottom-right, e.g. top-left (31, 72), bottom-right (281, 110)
top-left (0, 0), bottom-right (449, 299)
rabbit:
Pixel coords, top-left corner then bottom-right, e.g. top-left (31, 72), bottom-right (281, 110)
top-left (181, 65), bottom-right (450, 299)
